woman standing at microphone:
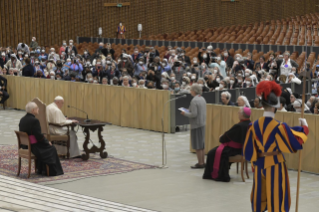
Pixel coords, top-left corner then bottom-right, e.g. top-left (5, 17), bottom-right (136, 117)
top-left (181, 84), bottom-right (207, 168)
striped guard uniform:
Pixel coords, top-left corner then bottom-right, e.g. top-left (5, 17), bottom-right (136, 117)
top-left (243, 116), bottom-right (308, 212)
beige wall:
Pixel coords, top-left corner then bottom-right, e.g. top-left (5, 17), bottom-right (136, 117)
top-left (5, 76), bottom-right (171, 133)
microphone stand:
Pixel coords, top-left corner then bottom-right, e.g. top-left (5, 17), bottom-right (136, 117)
top-left (158, 94), bottom-right (186, 169)
top-left (68, 105), bottom-right (91, 122)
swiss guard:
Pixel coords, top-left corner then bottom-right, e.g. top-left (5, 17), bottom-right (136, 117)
top-left (243, 80), bottom-right (308, 212)
top-left (117, 22), bottom-right (126, 39)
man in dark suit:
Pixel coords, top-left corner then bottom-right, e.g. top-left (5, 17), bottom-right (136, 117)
top-left (221, 91), bottom-right (235, 106)
top-left (65, 39), bottom-right (78, 55)
top-left (222, 50), bottom-right (234, 68)
top-left (0, 75), bottom-right (9, 105)
top-left (19, 102), bottom-right (64, 176)
top-left (22, 58), bottom-right (34, 77)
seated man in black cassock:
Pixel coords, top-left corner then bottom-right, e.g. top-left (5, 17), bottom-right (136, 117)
top-left (203, 107), bottom-right (251, 182)
top-left (19, 102), bottom-right (64, 176)
top-left (0, 75), bottom-right (9, 105)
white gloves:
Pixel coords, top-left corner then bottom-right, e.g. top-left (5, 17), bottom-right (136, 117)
top-left (299, 118), bottom-right (308, 127)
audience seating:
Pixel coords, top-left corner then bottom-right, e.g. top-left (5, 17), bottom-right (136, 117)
top-left (139, 13), bottom-right (319, 47)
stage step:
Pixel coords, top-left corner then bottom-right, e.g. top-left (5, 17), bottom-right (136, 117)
top-left (0, 175), bottom-right (156, 212)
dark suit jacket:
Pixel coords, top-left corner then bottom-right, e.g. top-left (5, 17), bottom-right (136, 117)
top-left (222, 55), bottom-right (234, 68)
top-left (19, 113), bottom-right (49, 144)
top-left (65, 46), bottom-right (78, 55)
top-left (254, 62), bottom-right (269, 71)
top-left (22, 64), bottom-right (35, 77)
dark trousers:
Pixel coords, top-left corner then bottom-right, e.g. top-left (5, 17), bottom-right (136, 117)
top-left (0, 91), bottom-right (9, 103)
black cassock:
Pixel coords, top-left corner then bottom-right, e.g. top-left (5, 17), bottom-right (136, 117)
top-left (19, 113), bottom-right (64, 176)
top-left (203, 119), bottom-right (251, 182)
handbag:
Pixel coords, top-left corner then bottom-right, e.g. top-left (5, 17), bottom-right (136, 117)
top-left (29, 135), bottom-right (38, 144)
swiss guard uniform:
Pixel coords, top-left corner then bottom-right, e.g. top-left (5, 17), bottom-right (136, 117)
top-left (243, 81), bottom-right (308, 212)
top-left (117, 24), bottom-right (126, 39)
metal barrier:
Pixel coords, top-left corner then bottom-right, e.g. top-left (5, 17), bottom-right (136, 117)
top-left (77, 36), bottom-right (318, 55)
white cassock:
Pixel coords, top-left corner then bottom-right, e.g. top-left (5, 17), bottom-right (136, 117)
top-left (46, 102), bottom-right (81, 158)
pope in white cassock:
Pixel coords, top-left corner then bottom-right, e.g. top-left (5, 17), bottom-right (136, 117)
top-left (46, 96), bottom-right (81, 158)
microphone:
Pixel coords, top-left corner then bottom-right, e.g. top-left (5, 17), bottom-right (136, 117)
top-left (158, 93), bottom-right (187, 168)
top-left (68, 105), bottom-right (91, 122)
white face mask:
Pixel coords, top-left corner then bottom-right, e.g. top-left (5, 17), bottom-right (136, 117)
top-left (134, 51), bottom-right (138, 54)
top-left (41, 50), bottom-right (45, 53)
top-left (18, 52), bottom-right (22, 54)
top-left (216, 78), bottom-right (220, 83)
top-left (237, 79), bottom-right (242, 83)
top-left (69, 43), bottom-right (73, 46)
top-left (198, 84), bottom-right (203, 87)
top-left (219, 84), bottom-right (224, 89)
top-left (162, 84), bottom-right (168, 89)
top-left (132, 83), bottom-right (137, 87)
top-left (119, 23), bottom-right (122, 26)
top-left (230, 80), bottom-right (234, 84)
top-left (84, 52), bottom-right (87, 55)
top-left (213, 70), bottom-right (218, 74)
top-left (245, 73), bottom-right (250, 77)
top-left (193, 60), bottom-right (197, 63)
top-left (50, 76), bottom-right (55, 80)
top-left (258, 70), bottom-right (263, 74)
top-left (224, 53), bottom-right (228, 57)
top-left (182, 81), bottom-right (186, 85)
top-left (56, 78), bottom-right (61, 80)
top-left (201, 65), bottom-right (206, 69)
top-left (2, 53), bottom-right (5, 56)
top-left (171, 77), bottom-right (175, 81)
top-left (191, 76), bottom-right (196, 80)
top-left (265, 79), bottom-right (270, 81)
top-left (97, 62), bottom-right (101, 65)
top-left (139, 61), bottom-right (143, 65)
top-left (117, 60), bottom-right (121, 63)
top-left (203, 54), bottom-right (207, 59)
top-left (246, 81), bottom-right (251, 86)
top-left (216, 57), bottom-right (221, 60)
top-left (236, 57), bottom-right (241, 61)
top-left (63, 43), bottom-right (66, 46)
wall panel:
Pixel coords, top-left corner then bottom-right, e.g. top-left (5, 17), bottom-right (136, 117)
top-left (1, 0), bottom-right (319, 47)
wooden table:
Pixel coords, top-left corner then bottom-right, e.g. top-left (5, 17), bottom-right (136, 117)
top-left (70, 117), bottom-right (110, 161)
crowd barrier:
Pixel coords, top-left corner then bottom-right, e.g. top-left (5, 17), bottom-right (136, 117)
top-left (173, 81), bottom-right (313, 128)
top-left (198, 104), bottom-right (319, 174)
top-left (5, 76), bottom-right (171, 133)
top-left (77, 36), bottom-right (317, 56)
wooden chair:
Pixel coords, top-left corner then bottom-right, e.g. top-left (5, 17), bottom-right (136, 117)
top-left (32, 98), bottom-right (71, 159)
top-left (229, 155), bottom-right (249, 182)
top-left (15, 131), bottom-right (49, 178)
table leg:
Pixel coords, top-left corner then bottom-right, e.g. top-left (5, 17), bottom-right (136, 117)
top-left (98, 126), bottom-right (108, 159)
top-left (81, 127), bottom-right (90, 161)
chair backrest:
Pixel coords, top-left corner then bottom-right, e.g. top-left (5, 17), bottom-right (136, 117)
top-left (32, 98), bottom-right (50, 137)
top-left (15, 131), bottom-right (31, 151)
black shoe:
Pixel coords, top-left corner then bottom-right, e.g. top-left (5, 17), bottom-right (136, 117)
top-left (191, 163), bottom-right (205, 169)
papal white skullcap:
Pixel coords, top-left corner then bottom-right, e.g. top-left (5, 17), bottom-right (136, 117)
top-left (54, 96), bottom-right (64, 101)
